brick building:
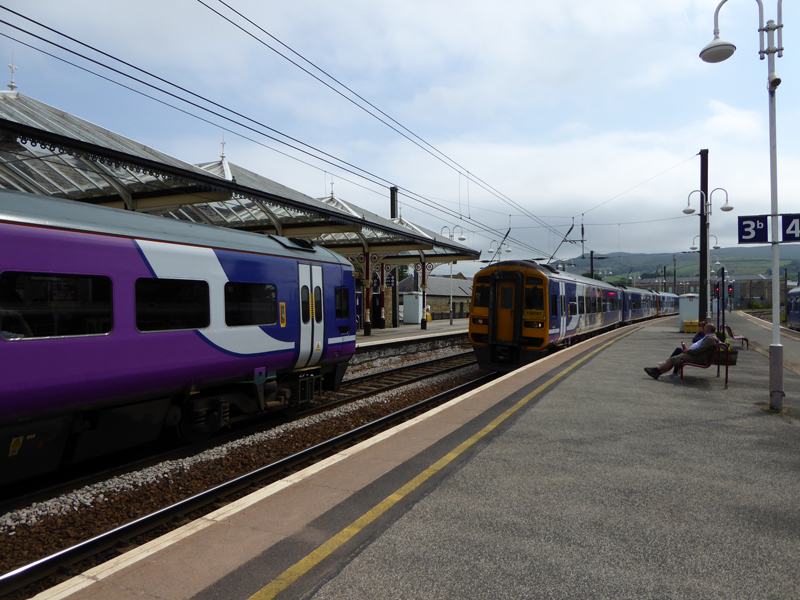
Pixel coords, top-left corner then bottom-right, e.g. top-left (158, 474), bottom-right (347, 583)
top-left (398, 274), bottom-right (473, 320)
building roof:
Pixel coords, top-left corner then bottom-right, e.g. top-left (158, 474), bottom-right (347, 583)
top-left (0, 92), bottom-right (479, 265)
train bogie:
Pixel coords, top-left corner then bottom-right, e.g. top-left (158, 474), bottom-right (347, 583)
top-left (0, 190), bottom-right (356, 484)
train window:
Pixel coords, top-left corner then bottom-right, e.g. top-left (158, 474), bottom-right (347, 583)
top-left (0, 271), bottom-right (113, 339)
top-left (524, 287), bottom-right (544, 311)
top-left (500, 287), bottom-right (513, 309)
top-left (476, 275), bottom-right (491, 284)
top-left (314, 286), bottom-right (323, 323)
top-left (135, 278), bottom-right (209, 332)
top-left (578, 296), bottom-right (584, 314)
top-left (569, 301), bottom-right (577, 316)
top-left (550, 294), bottom-right (559, 318)
top-left (475, 284), bottom-right (490, 308)
top-left (301, 286), bottom-right (310, 324)
top-left (224, 282), bottom-right (277, 327)
top-left (335, 288), bottom-right (350, 319)
top-left (525, 276), bottom-right (544, 286)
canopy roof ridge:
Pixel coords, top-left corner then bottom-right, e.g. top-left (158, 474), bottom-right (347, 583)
top-left (319, 194), bottom-right (361, 218)
top-left (392, 216), bottom-right (432, 239)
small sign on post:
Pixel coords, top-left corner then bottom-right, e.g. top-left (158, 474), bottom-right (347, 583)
top-left (738, 215), bottom-right (769, 244)
top-left (781, 214), bottom-right (800, 243)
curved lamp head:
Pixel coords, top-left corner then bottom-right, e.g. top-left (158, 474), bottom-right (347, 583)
top-left (700, 37), bottom-right (736, 63)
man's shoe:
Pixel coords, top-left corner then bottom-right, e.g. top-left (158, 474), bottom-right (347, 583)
top-left (664, 373), bottom-right (679, 379)
top-left (644, 367), bottom-right (660, 380)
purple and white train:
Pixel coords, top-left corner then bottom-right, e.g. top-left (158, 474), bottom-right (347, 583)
top-left (0, 189), bottom-right (356, 484)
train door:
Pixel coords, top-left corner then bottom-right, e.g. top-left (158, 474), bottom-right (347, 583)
top-left (296, 264), bottom-right (325, 368)
top-left (495, 279), bottom-right (516, 342)
top-left (488, 270), bottom-right (522, 346)
top-left (549, 280), bottom-right (564, 340)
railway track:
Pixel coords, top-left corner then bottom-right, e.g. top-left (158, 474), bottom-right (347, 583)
top-left (0, 353), bottom-right (488, 599)
top-left (0, 351), bottom-right (477, 513)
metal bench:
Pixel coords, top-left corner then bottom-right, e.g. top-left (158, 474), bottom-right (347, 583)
top-left (725, 325), bottom-right (749, 349)
top-left (680, 342), bottom-right (730, 389)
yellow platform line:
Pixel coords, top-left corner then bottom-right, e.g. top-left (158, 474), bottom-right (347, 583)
top-left (249, 326), bottom-right (640, 600)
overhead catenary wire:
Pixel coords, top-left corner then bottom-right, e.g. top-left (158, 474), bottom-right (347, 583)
top-left (199, 0), bottom-right (564, 239)
top-left (0, 14), bottom-right (547, 255)
top-left (0, 6), bottom-right (703, 262)
top-left (0, 5), bottom-right (565, 241)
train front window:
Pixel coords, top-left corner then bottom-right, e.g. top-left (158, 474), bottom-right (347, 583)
top-left (524, 287), bottom-right (543, 311)
top-left (224, 282), bottom-right (277, 326)
top-left (135, 278), bottom-right (209, 332)
top-left (475, 284), bottom-right (490, 308)
top-left (0, 271), bottom-right (113, 339)
top-left (500, 287), bottom-right (513, 309)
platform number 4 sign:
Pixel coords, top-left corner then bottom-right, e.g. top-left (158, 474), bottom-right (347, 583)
top-left (782, 214), bottom-right (800, 243)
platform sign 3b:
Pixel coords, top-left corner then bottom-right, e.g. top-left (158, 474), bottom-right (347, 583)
top-left (738, 215), bottom-right (769, 244)
top-left (738, 214), bottom-right (800, 244)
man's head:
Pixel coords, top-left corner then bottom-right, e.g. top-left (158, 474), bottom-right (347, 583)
top-left (704, 323), bottom-right (716, 334)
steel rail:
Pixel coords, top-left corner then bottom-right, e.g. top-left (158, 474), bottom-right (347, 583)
top-left (0, 372), bottom-right (495, 597)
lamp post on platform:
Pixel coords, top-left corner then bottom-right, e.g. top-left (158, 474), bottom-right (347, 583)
top-left (700, 0), bottom-right (785, 411)
top-left (683, 188), bottom-right (732, 320)
top-left (441, 226), bottom-right (467, 325)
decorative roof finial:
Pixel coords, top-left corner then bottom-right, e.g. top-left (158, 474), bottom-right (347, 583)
top-left (330, 180), bottom-right (334, 199)
top-left (8, 52), bottom-right (17, 91)
top-left (220, 134), bottom-right (226, 159)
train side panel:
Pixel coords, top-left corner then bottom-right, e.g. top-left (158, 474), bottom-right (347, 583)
top-left (787, 288), bottom-right (800, 330)
top-left (0, 204), bottom-right (355, 484)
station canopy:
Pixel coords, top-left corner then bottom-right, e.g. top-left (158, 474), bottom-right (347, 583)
top-left (0, 91), bottom-right (479, 269)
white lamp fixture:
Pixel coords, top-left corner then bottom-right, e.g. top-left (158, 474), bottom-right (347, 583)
top-left (700, 36), bottom-right (737, 63)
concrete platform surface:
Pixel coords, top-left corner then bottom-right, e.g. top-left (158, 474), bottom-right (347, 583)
top-left (356, 318), bottom-right (468, 347)
top-left (38, 314), bottom-right (799, 600)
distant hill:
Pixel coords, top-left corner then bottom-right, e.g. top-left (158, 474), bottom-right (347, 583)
top-left (562, 246), bottom-right (800, 281)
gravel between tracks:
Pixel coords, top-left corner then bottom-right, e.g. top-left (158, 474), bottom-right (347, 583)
top-left (0, 363), bottom-right (484, 590)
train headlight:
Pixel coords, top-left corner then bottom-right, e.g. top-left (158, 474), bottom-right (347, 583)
top-left (472, 318), bottom-right (487, 325)
top-left (523, 321), bottom-right (544, 329)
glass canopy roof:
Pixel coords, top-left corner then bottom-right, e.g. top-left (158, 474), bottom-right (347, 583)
top-left (0, 91), bottom-right (479, 266)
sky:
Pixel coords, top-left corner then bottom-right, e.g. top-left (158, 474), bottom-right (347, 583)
top-left (0, 0), bottom-right (797, 276)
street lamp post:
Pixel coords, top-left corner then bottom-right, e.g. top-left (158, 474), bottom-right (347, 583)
top-left (700, 0), bottom-right (784, 411)
top-left (683, 188), bottom-right (732, 320)
top-left (441, 226), bottom-right (467, 325)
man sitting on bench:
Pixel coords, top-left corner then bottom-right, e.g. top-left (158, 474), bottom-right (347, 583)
top-left (644, 323), bottom-right (717, 380)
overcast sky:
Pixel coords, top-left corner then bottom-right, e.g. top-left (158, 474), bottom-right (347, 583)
top-left (1, 1), bottom-right (797, 274)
